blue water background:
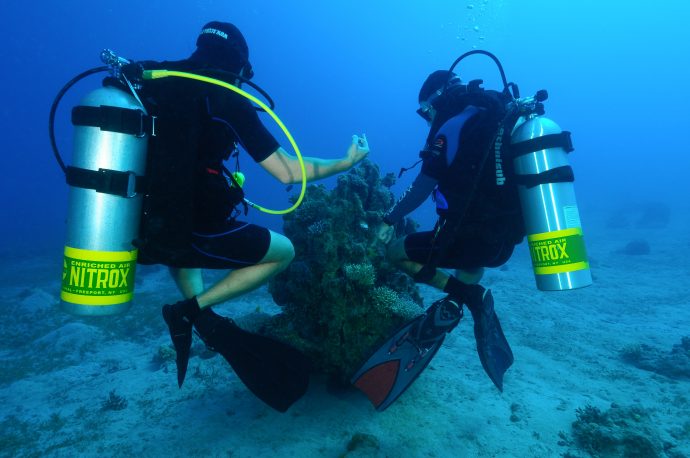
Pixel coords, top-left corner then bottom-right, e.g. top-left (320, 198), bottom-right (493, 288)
top-left (1, 0), bottom-right (688, 254)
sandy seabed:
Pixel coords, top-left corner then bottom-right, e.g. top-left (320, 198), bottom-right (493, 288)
top-left (1, 208), bottom-right (689, 458)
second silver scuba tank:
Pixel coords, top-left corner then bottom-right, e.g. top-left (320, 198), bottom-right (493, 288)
top-left (510, 112), bottom-right (592, 291)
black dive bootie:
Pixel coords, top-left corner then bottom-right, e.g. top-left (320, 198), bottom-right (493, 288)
top-left (162, 296), bottom-right (201, 388)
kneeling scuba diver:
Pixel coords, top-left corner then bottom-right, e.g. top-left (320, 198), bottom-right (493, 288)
top-left (351, 50), bottom-right (591, 411)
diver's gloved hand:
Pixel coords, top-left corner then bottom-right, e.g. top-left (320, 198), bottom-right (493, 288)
top-left (347, 133), bottom-right (370, 166)
top-left (121, 62), bottom-right (145, 83)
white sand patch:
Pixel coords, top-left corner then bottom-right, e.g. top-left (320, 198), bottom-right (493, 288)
top-left (1, 208), bottom-right (688, 457)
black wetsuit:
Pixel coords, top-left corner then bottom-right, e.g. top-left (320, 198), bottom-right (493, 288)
top-left (384, 105), bottom-right (523, 269)
top-left (131, 58), bottom-right (280, 268)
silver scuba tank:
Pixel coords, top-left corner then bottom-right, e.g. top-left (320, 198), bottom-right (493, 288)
top-left (60, 85), bottom-right (148, 315)
top-left (510, 114), bottom-right (592, 291)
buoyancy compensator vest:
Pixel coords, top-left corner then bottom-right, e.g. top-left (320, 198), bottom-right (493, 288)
top-left (429, 81), bottom-right (525, 247)
top-left (130, 62), bottom-right (240, 267)
top-left (108, 62), bottom-right (258, 266)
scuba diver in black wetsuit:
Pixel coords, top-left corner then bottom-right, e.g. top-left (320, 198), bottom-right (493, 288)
top-left (352, 57), bottom-right (526, 411)
top-left (118, 21), bottom-right (369, 411)
top-left (378, 69), bottom-right (521, 383)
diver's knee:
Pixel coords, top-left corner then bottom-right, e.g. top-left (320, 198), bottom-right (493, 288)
top-left (285, 240), bottom-right (296, 263)
top-left (263, 231), bottom-right (295, 265)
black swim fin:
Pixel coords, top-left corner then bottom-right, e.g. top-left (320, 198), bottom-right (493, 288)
top-left (193, 309), bottom-right (310, 413)
top-left (351, 297), bottom-right (462, 411)
top-left (467, 288), bottom-right (514, 391)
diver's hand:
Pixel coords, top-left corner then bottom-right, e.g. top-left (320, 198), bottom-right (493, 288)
top-left (346, 133), bottom-right (369, 167)
top-left (377, 222), bottom-right (395, 244)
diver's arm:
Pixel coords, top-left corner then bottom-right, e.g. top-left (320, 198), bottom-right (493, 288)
top-left (377, 172), bottom-right (438, 243)
top-left (259, 135), bottom-right (369, 184)
top-left (384, 172), bottom-right (438, 225)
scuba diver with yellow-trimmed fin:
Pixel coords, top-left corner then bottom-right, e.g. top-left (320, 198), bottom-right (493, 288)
top-left (54, 21), bottom-right (369, 412)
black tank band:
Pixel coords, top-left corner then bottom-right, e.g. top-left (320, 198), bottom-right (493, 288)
top-left (510, 131), bottom-right (573, 159)
top-left (514, 165), bottom-right (574, 189)
top-left (66, 166), bottom-right (145, 198)
top-left (72, 105), bottom-right (156, 137)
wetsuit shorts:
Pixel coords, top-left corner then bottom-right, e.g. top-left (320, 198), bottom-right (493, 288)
top-left (404, 229), bottom-right (515, 270)
top-left (185, 220), bottom-right (271, 269)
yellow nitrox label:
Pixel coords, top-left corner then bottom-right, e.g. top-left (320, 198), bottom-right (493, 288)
top-left (527, 228), bottom-right (589, 275)
top-left (61, 247), bottom-right (137, 306)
